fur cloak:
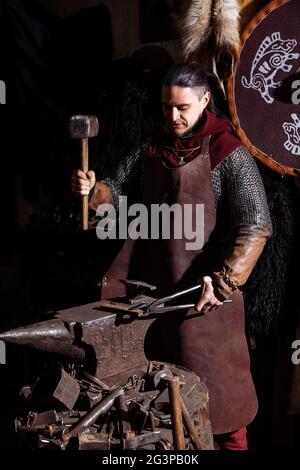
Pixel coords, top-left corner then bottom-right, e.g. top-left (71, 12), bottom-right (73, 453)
top-left (169, 0), bottom-right (241, 79)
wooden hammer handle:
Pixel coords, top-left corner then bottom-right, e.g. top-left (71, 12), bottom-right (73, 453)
top-left (81, 138), bottom-right (89, 230)
top-left (180, 394), bottom-right (202, 450)
top-left (168, 376), bottom-right (186, 450)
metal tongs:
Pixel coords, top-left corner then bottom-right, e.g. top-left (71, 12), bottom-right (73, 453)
top-left (130, 284), bottom-right (232, 317)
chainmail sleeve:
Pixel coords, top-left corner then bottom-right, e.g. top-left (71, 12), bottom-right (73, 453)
top-left (212, 145), bottom-right (273, 232)
top-left (101, 140), bottom-right (150, 207)
top-left (210, 145), bottom-right (273, 300)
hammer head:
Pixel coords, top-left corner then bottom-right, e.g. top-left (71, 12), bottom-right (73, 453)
top-left (68, 115), bottom-right (99, 139)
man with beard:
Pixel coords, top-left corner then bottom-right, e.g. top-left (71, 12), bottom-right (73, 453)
top-left (71, 63), bottom-right (272, 449)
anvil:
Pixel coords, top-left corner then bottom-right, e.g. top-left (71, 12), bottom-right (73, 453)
top-left (0, 300), bottom-right (156, 385)
top-left (0, 281), bottom-right (220, 384)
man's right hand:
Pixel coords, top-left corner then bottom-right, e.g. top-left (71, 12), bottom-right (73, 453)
top-left (71, 169), bottom-right (96, 196)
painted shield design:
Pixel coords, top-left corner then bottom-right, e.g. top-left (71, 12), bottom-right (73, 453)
top-left (228, 0), bottom-right (300, 176)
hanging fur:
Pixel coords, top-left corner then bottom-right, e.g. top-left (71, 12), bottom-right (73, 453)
top-left (169, 0), bottom-right (241, 79)
top-left (170, 0), bottom-right (213, 60)
top-left (243, 164), bottom-right (297, 338)
top-left (213, 1), bottom-right (241, 60)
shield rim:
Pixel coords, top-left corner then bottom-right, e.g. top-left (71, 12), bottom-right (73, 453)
top-left (226, 0), bottom-right (300, 177)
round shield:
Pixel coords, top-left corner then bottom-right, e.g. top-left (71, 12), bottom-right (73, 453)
top-left (227, 0), bottom-right (300, 176)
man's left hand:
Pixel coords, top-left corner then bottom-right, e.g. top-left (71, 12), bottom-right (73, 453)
top-left (195, 276), bottom-right (223, 313)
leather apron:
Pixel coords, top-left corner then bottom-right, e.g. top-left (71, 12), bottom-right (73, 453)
top-left (101, 138), bottom-right (258, 434)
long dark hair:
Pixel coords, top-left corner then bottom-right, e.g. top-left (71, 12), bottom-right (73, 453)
top-left (162, 62), bottom-right (227, 117)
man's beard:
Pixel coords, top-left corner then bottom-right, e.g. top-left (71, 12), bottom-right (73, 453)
top-left (166, 115), bottom-right (205, 138)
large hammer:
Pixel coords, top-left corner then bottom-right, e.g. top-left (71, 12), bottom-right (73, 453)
top-left (69, 115), bottom-right (99, 230)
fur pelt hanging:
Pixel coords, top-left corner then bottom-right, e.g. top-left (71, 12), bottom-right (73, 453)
top-left (169, 0), bottom-right (241, 80)
top-left (243, 165), bottom-right (297, 339)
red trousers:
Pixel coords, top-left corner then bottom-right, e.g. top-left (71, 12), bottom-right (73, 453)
top-left (216, 427), bottom-right (248, 450)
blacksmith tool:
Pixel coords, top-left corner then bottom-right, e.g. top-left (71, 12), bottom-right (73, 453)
top-left (168, 376), bottom-right (185, 450)
top-left (129, 283), bottom-right (232, 316)
top-left (69, 115), bottom-right (99, 230)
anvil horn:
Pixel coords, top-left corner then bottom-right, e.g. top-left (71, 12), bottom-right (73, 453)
top-left (0, 318), bottom-right (85, 361)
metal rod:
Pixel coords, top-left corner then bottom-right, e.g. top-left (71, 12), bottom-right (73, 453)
top-left (64, 387), bottom-right (124, 440)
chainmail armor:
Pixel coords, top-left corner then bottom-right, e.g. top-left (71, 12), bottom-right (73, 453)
top-left (212, 145), bottom-right (272, 232)
top-left (101, 140), bottom-right (150, 207)
top-left (100, 143), bottom-right (272, 233)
